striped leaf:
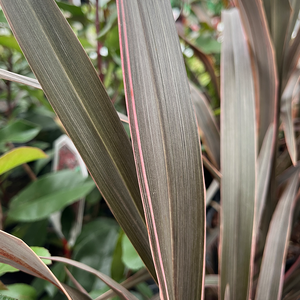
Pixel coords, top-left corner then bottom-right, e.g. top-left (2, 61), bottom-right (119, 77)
top-left (117, 0), bottom-right (205, 299)
top-left (220, 9), bottom-right (256, 300)
top-left (0, 0), bottom-right (155, 279)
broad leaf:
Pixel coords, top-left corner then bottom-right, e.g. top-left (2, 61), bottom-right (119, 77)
top-left (117, 0), bottom-right (205, 299)
top-left (190, 82), bottom-right (220, 168)
top-left (0, 284), bottom-right (36, 300)
top-left (0, 147), bottom-right (47, 175)
top-left (41, 256), bottom-right (138, 300)
top-left (235, 0), bottom-right (278, 149)
top-left (0, 0), bottom-right (155, 279)
top-left (0, 119), bottom-right (41, 145)
top-left (220, 9), bottom-right (256, 300)
top-left (0, 231), bottom-right (72, 299)
top-left (122, 234), bottom-right (144, 271)
top-left (255, 170), bottom-right (299, 300)
top-left (8, 169), bottom-right (94, 222)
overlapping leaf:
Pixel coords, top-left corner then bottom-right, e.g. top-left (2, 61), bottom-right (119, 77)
top-left (220, 9), bottom-right (256, 300)
top-left (0, 0), bottom-right (155, 279)
top-left (235, 0), bottom-right (278, 149)
top-left (117, 0), bottom-right (205, 299)
top-left (255, 170), bottom-right (299, 300)
top-left (0, 231), bottom-right (72, 300)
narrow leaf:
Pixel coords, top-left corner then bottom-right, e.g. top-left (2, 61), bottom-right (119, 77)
top-left (0, 147), bottom-right (47, 175)
top-left (281, 70), bottom-right (300, 165)
top-left (255, 124), bottom-right (275, 233)
top-left (190, 83), bottom-right (220, 168)
top-left (117, 1), bottom-right (205, 299)
top-left (0, 231), bottom-right (72, 300)
top-left (220, 9), bottom-right (256, 300)
top-left (235, 0), bottom-right (278, 149)
top-left (0, 0), bottom-right (155, 279)
top-left (255, 170), bottom-right (299, 300)
top-left (61, 284), bottom-right (92, 300)
top-left (41, 256), bottom-right (138, 300)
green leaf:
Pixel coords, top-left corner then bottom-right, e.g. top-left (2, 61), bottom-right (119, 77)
top-left (0, 296), bottom-right (16, 300)
top-left (195, 35), bottom-right (221, 54)
top-left (255, 169), bottom-right (299, 300)
top-left (235, 0), bottom-right (278, 149)
top-left (118, 0), bottom-right (205, 299)
top-left (122, 235), bottom-right (144, 271)
top-left (8, 169), bottom-right (95, 222)
top-left (0, 284), bottom-right (36, 300)
top-left (0, 246), bottom-right (51, 276)
top-left (220, 9), bottom-right (256, 300)
top-left (0, 147), bottom-right (47, 175)
top-left (70, 218), bottom-right (119, 291)
top-left (0, 119), bottom-right (41, 145)
top-left (111, 231), bottom-right (125, 282)
top-left (0, 231), bottom-right (72, 299)
top-left (0, 0), bottom-right (155, 279)
top-left (190, 82), bottom-right (220, 168)
top-left (0, 35), bottom-right (21, 52)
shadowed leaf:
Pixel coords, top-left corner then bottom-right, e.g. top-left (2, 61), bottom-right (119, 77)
top-left (255, 170), bottom-right (299, 300)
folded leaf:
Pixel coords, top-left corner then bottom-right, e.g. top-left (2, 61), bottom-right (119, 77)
top-left (220, 9), bottom-right (256, 300)
top-left (0, 0), bottom-right (155, 279)
top-left (0, 147), bottom-right (47, 175)
top-left (0, 231), bottom-right (72, 300)
top-left (117, 0), bottom-right (205, 299)
top-left (255, 169), bottom-right (299, 300)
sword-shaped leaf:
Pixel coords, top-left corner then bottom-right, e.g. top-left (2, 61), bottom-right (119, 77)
top-left (117, 0), bottom-right (205, 299)
top-left (220, 9), bottom-right (256, 300)
top-left (235, 0), bottom-right (278, 149)
top-left (255, 170), bottom-right (299, 300)
top-left (0, 0), bottom-right (155, 279)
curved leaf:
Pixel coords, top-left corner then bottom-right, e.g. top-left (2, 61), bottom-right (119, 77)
top-left (220, 9), bottom-right (256, 300)
top-left (117, 0), bottom-right (205, 299)
top-left (0, 0), bottom-right (155, 279)
top-left (255, 170), bottom-right (299, 300)
top-left (0, 231), bottom-right (72, 300)
top-left (0, 147), bottom-right (47, 175)
top-left (41, 256), bottom-right (138, 300)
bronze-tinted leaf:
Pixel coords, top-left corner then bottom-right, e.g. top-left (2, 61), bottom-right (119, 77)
top-left (220, 9), bottom-right (256, 300)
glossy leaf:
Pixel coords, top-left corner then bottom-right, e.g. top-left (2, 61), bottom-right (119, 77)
top-left (235, 0), bottom-right (278, 149)
top-left (70, 218), bottom-right (119, 291)
top-left (0, 284), bottom-right (36, 300)
top-left (0, 119), bottom-right (41, 145)
top-left (220, 9), bottom-right (256, 300)
top-left (255, 170), bottom-right (299, 300)
top-left (41, 256), bottom-right (139, 300)
top-left (190, 82), bottom-right (220, 168)
top-left (117, 0), bottom-right (205, 299)
top-left (281, 70), bottom-right (300, 165)
top-left (122, 234), bottom-right (144, 271)
top-left (0, 35), bottom-right (21, 52)
top-left (0, 0), bottom-right (155, 279)
top-left (0, 147), bottom-right (47, 175)
top-left (255, 124), bottom-right (275, 232)
top-left (0, 231), bottom-right (72, 299)
top-left (8, 169), bottom-right (95, 222)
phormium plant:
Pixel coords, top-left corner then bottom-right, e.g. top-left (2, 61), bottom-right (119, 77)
top-left (0, 0), bottom-right (300, 299)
